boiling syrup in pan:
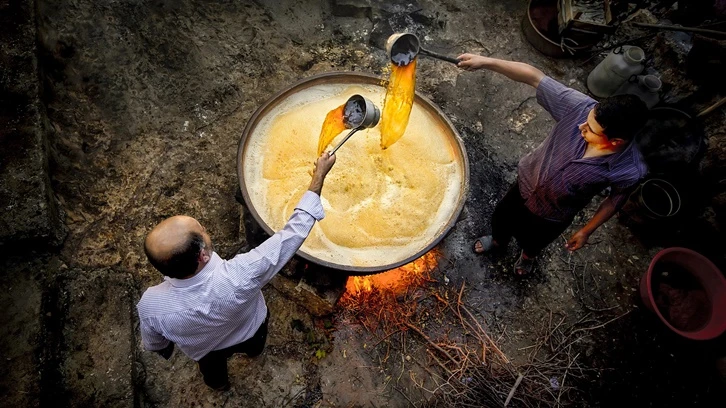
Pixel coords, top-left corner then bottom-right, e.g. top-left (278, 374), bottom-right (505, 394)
top-left (246, 84), bottom-right (462, 267)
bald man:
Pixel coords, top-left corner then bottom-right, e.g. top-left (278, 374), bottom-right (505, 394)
top-left (137, 152), bottom-right (336, 391)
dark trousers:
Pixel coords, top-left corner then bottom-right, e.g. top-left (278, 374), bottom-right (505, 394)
top-left (197, 313), bottom-right (269, 389)
top-left (492, 180), bottom-right (571, 257)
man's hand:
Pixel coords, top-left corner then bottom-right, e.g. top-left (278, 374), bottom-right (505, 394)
top-left (457, 53), bottom-right (491, 71)
top-left (565, 229), bottom-right (591, 252)
top-left (155, 341), bottom-right (175, 360)
top-left (308, 152), bottom-right (336, 195)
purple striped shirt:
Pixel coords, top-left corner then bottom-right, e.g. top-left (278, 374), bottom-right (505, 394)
top-left (136, 191), bottom-right (324, 361)
top-left (517, 76), bottom-right (648, 222)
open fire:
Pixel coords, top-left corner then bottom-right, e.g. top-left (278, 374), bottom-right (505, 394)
top-left (342, 248), bottom-right (440, 300)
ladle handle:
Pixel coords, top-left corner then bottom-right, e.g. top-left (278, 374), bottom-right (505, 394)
top-left (420, 49), bottom-right (460, 65)
top-left (329, 128), bottom-right (360, 155)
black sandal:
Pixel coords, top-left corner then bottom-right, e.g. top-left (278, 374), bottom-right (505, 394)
top-left (513, 252), bottom-right (535, 276)
top-left (473, 235), bottom-right (497, 254)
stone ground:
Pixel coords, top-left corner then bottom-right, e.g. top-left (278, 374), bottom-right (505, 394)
top-left (2, 0), bottom-right (726, 407)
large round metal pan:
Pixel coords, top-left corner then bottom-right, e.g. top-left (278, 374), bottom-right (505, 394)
top-left (237, 72), bottom-right (469, 274)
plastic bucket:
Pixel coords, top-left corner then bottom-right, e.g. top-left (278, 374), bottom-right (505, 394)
top-left (640, 247), bottom-right (726, 340)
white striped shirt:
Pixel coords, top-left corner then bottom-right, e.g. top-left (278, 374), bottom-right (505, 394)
top-left (137, 191), bottom-right (324, 361)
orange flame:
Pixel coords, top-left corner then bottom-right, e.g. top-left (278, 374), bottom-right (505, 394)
top-left (343, 248), bottom-right (440, 299)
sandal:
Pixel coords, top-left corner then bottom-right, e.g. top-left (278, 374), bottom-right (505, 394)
top-left (513, 251), bottom-right (535, 276)
top-left (473, 235), bottom-right (498, 254)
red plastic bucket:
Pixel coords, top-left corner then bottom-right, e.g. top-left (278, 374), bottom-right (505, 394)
top-left (640, 247), bottom-right (726, 340)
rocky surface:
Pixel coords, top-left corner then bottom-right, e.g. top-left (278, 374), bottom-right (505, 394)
top-left (1, 0), bottom-right (725, 407)
top-left (0, 0), bottom-right (65, 247)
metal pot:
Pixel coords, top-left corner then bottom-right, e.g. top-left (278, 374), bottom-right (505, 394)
top-left (237, 72), bottom-right (469, 274)
top-left (521, 0), bottom-right (596, 58)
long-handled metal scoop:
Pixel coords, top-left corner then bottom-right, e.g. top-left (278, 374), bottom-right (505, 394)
top-left (329, 95), bottom-right (381, 155)
top-left (386, 33), bottom-right (460, 66)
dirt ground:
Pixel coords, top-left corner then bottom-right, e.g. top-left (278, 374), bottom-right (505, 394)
top-left (2, 0), bottom-right (726, 407)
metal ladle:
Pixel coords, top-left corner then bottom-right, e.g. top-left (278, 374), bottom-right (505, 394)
top-left (329, 95), bottom-right (381, 155)
top-left (386, 33), bottom-right (460, 66)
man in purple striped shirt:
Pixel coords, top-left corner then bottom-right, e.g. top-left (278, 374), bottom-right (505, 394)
top-left (458, 54), bottom-right (648, 275)
top-left (137, 152), bottom-right (336, 390)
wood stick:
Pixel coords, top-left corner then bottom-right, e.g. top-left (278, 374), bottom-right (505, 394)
top-left (460, 304), bottom-right (510, 364)
top-left (697, 96), bottom-right (726, 118)
top-left (447, 303), bottom-right (488, 362)
top-left (632, 22), bottom-right (726, 37)
top-left (371, 329), bottom-right (403, 349)
top-left (504, 373), bottom-right (525, 407)
top-left (405, 322), bottom-right (458, 365)
top-left (568, 310), bottom-right (631, 337)
top-left (393, 386), bottom-right (417, 408)
top-left (432, 291), bottom-right (448, 305)
top-left (427, 349), bottom-right (455, 378)
top-left (458, 281), bottom-right (466, 305)
top-left (556, 353), bottom-right (580, 407)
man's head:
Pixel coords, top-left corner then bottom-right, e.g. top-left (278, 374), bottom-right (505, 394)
top-left (144, 216), bottom-right (213, 279)
top-left (580, 95), bottom-right (648, 147)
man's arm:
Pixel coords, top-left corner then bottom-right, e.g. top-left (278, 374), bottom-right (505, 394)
top-left (230, 152), bottom-right (336, 286)
top-left (566, 183), bottom-right (638, 251)
top-left (565, 180), bottom-right (642, 251)
top-left (307, 151), bottom-right (335, 196)
top-left (457, 54), bottom-right (545, 88)
top-left (458, 54), bottom-right (594, 122)
top-left (565, 197), bottom-right (617, 251)
top-left (140, 317), bottom-right (174, 359)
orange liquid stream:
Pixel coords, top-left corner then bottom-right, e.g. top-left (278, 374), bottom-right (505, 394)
top-left (380, 59), bottom-right (417, 149)
top-left (316, 104), bottom-right (346, 156)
